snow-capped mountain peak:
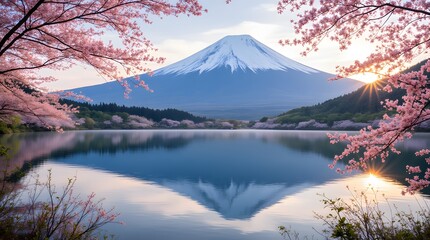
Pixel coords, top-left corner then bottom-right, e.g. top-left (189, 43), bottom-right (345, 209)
top-left (155, 35), bottom-right (319, 75)
top-left (69, 35), bottom-right (363, 119)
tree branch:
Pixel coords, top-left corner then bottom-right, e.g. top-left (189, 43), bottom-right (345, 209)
top-left (0, 0), bottom-right (45, 52)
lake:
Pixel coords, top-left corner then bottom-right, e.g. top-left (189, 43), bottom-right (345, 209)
top-left (1, 130), bottom-right (429, 239)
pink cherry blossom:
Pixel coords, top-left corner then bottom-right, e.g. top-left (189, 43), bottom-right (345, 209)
top-left (279, 0), bottom-right (430, 194)
top-left (0, 0), bottom-right (205, 129)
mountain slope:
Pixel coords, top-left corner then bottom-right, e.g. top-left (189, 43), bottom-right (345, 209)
top-left (68, 35), bottom-right (363, 120)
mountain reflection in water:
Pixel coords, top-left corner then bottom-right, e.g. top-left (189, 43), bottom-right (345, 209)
top-left (1, 130), bottom-right (429, 239)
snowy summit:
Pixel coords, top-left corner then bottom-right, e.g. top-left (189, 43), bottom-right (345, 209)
top-left (155, 35), bottom-right (319, 75)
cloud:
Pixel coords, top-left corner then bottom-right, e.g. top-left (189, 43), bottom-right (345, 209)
top-left (255, 3), bottom-right (278, 12)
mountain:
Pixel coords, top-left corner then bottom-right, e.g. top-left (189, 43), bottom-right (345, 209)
top-left (68, 35), bottom-right (363, 120)
top-left (155, 34), bottom-right (319, 74)
top-left (276, 59), bottom-right (429, 124)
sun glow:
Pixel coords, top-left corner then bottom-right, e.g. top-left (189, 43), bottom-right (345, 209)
top-left (364, 173), bottom-right (385, 188)
top-left (351, 72), bottom-right (379, 83)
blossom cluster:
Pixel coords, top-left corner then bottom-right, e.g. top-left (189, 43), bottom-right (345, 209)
top-left (327, 60), bottom-right (430, 194)
top-left (0, 0), bottom-right (205, 129)
top-left (279, 0), bottom-right (430, 193)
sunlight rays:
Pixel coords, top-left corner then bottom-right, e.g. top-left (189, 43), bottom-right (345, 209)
top-left (358, 79), bottom-right (385, 104)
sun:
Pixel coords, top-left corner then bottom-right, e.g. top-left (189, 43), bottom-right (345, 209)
top-left (364, 172), bottom-right (388, 189)
top-left (350, 72), bottom-right (379, 83)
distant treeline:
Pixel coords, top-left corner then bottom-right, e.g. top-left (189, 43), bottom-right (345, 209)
top-left (60, 99), bottom-right (207, 123)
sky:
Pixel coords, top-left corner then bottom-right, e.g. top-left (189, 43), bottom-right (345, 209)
top-left (46, 0), bottom-right (378, 91)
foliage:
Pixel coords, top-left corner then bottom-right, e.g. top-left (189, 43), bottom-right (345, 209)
top-left (315, 188), bottom-right (430, 240)
top-left (0, 145), bottom-right (8, 157)
top-left (279, 0), bottom-right (430, 193)
top-left (0, 80), bottom-right (76, 131)
top-left (260, 117), bottom-right (269, 123)
top-left (0, 0), bottom-right (204, 130)
top-left (61, 99), bottom-right (207, 124)
top-left (279, 188), bottom-right (430, 240)
top-left (277, 111), bottom-right (384, 126)
top-left (0, 153), bottom-right (118, 240)
top-left (0, 115), bottom-right (30, 134)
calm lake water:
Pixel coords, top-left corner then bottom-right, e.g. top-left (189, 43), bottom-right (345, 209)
top-left (1, 130), bottom-right (429, 239)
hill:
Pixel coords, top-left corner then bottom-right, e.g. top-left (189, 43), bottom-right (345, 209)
top-left (275, 59), bottom-right (429, 125)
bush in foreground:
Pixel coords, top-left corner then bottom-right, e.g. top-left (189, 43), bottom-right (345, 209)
top-left (280, 188), bottom-right (430, 240)
top-left (1, 147), bottom-right (119, 239)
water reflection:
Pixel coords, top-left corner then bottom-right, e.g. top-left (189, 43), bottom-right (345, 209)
top-left (2, 130), bottom-right (349, 219)
top-left (29, 162), bottom-right (430, 240)
top-left (1, 130), bottom-right (429, 239)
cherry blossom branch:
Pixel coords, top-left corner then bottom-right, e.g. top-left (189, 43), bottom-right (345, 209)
top-left (0, 0), bottom-right (205, 129)
top-left (363, 3), bottom-right (430, 16)
top-left (279, 0), bottom-right (430, 194)
top-left (0, 0), bottom-right (45, 51)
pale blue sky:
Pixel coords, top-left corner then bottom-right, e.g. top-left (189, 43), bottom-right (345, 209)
top-left (46, 0), bottom-right (376, 90)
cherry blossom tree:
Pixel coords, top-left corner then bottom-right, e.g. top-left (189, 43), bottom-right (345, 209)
top-left (0, 0), bottom-right (204, 130)
top-left (277, 0), bottom-right (430, 194)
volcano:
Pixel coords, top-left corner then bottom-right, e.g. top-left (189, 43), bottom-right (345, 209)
top-left (68, 35), bottom-right (363, 119)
